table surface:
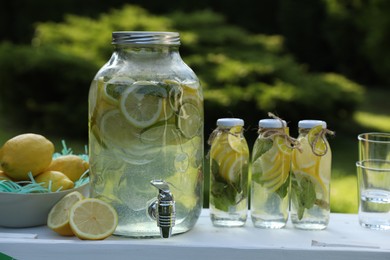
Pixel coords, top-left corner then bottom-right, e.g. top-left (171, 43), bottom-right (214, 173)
top-left (0, 210), bottom-right (389, 260)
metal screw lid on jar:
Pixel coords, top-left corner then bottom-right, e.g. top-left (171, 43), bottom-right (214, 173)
top-left (298, 120), bottom-right (327, 129)
top-left (258, 119), bottom-right (287, 129)
top-left (216, 118), bottom-right (244, 127)
top-left (112, 31), bottom-right (181, 45)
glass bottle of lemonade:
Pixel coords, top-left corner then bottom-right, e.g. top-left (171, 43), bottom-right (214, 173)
top-left (290, 120), bottom-right (333, 230)
top-left (251, 119), bottom-right (292, 228)
top-left (209, 118), bottom-right (249, 227)
top-left (88, 32), bottom-right (204, 237)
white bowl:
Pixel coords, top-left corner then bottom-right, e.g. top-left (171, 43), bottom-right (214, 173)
top-left (0, 183), bottom-right (89, 228)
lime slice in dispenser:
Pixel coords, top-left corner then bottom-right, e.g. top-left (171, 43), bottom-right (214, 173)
top-left (100, 109), bottom-right (141, 148)
top-left (177, 103), bottom-right (202, 139)
top-left (140, 123), bottom-right (181, 146)
top-left (104, 76), bottom-right (134, 105)
top-left (120, 81), bottom-right (164, 128)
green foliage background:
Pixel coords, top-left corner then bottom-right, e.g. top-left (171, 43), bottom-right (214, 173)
top-left (0, 5), bottom-right (363, 143)
top-left (0, 2), bottom-right (389, 213)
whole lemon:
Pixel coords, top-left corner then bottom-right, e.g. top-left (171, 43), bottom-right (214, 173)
top-left (35, 170), bottom-right (74, 192)
top-left (0, 170), bottom-right (11, 181)
top-left (0, 133), bottom-right (54, 181)
top-left (45, 155), bottom-right (89, 182)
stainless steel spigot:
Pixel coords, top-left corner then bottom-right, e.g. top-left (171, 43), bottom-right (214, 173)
top-left (148, 180), bottom-right (176, 238)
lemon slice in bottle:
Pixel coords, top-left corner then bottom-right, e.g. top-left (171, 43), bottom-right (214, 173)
top-left (220, 152), bottom-right (247, 183)
top-left (275, 136), bottom-right (293, 155)
top-left (292, 137), bottom-right (317, 171)
top-left (228, 126), bottom-right (248, 154)
top-left (120, 81), bottom-right (164, 128)
top-left (307, 125), bottom-right (327, 155)
top-left (69, 198), bottom-right (118, 240)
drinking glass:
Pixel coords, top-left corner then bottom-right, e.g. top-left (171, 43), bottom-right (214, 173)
top-left (358, 133), bottom-right (390, 161)
top-left (356, 160), bottom-right (390, 230)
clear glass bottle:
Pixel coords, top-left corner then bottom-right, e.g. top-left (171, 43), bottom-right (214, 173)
top-left (88, 31), bottom-right (204, 237)
top-left (251, 119), bottom-right (292, 228)
top-left (290, 120), bottom-right (332, 230)
top-left (209, 118), bottom-right (249, 227)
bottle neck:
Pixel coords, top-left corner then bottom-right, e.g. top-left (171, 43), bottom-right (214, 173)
top-left (298, 128), bottom-right (310, 136)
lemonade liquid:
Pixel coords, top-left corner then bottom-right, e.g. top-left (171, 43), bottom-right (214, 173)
top-left (251, 119), bottom-right (291, 229)
top-left (88, 32), bottom-right (203, 237)
top-left (290, 120), bottom-right (332, 230)
top-left (209, 118), bottom-right (249, 227)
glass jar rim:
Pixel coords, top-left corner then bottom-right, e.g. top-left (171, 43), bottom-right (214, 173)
top-left (112, 31), bottom-right (180, 45)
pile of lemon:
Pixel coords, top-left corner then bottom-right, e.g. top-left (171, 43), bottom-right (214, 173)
top-left (0, 133), bottom-right (89, 191)
top-left (0, 133), bottom-right (119, 240)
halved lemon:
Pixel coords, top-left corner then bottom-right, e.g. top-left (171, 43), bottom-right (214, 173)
top-left (69, 198), bottom-right (118, 240)
top-left (120, 81), bottom-right (164, 128)
top-left (47, 191), bottom-right (84, 236)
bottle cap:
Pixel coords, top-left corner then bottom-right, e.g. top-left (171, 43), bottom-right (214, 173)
top-left (258, 119), bottom-right (287, 128)
top-left (298, 120), bottom-right (327, 129)
top-left (216, 118), bottom-right (244, 127)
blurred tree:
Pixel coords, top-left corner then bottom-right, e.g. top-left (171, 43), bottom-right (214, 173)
top-left (2, 0), bottom-right (390, 87)
top-left (0, 5), bottom-right (363, 142)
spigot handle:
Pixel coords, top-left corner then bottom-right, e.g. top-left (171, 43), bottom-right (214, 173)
top-left (149, 180), bottom-right (176, 238)
top-left (150, 180), bottom-right (172, 194)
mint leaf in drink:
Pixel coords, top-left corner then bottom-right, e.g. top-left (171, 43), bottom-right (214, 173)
top-left (252, 138), bottom-right (273, 162)
top-left (135, 84), bottom-right (168, 98)
top-left (275, 173), bottom-right (290, 199)
top-left (291, 173), bottom-right (317, 220)
top-left (300, 176), bottom-right (316, 209)
top-left (210, 159), bottom-right (245, 212)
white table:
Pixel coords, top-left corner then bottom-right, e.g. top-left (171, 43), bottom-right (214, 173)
top-left (0, 210), bottom-right (389, 260)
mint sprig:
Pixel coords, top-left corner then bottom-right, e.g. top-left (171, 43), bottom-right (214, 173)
top-left (210, 159), bottom-right (247, 212)
top-left (252, 138), bottom-right (273, 162)
top-left (291, 174), bottom-right (317, 220)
